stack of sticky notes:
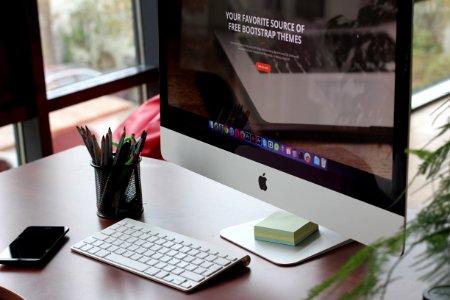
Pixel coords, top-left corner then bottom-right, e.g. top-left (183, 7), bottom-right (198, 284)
top-left (254, 211), bottom-right (319, 246)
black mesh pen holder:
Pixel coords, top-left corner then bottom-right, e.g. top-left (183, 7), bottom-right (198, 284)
top-left (91, 159), bottom-right (143, 219)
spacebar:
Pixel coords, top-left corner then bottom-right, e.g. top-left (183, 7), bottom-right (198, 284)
top-left (105, 253), bottom-right (149, 272)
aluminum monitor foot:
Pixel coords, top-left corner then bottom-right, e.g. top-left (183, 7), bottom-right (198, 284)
top-left (220, 218), bottom-right (351, 266)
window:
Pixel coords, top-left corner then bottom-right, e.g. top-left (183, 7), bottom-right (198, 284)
top-left (0, 0), bottom-right (159, 166)
top-left (412, 0), bottom-right (450, 108)
top-left (39, 0), bottom-right (137, 90)
top-left (413, 0), bottom-right (450, 91)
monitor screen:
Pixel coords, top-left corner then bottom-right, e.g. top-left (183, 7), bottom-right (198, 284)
top-left (159, 0), bottom-right (411, 247)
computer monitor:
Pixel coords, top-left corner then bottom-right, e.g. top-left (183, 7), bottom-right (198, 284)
top-left (159, 0), bottom-right (412, 264)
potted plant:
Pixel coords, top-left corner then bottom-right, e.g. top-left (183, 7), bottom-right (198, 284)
top-left (306, 101), bottom-right (450, 299)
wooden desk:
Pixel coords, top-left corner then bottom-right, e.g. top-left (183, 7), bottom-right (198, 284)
top-left (0, 147), bottom-right (426, 299)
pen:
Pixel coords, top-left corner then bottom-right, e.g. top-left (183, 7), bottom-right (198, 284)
top-left (113, 128), bottom-right (126, 166)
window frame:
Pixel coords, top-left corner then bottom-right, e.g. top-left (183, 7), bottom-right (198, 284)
top-left (4, 0), bottom-right (159, 164)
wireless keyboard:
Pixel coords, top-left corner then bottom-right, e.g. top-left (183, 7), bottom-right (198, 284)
top-left (71, 218), bottom-right (251, 292)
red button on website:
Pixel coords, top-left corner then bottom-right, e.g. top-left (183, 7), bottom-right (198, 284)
top-left (256, 62), bottom-right (271, 73)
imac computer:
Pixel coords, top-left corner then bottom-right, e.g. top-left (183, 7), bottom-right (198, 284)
top-left (159, 0), bottom-right (412, 264)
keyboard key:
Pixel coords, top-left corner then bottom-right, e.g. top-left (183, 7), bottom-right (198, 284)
top-left (131, 254), bottom-right (142, 261)
top-left (163, 265), bottom-right (176, 272)
top-left (152, 253), bottom-right (163, 260)
top-left (179, 246), bottom-right (191, 253)
top-left (200, 261), bottom-right (213, 269)
top-left (87, 246), bottom-right (100, 254)
top-left (109, 223), bottom-right (121, 230)
top-left (205, 255), bottom-right (217, 262)
top-left (146, 259), bottom-right (159, 266)
top-left (93, 233), bottom-right (109, 241)
top-left (106, 253), bottom-right (148, 272)
top-left (142, 242), bottom-right (153, 249)
top-left (127, 237), bottom-right (138, 244)
top-left (196, 252), bottom-right (208, 259)
top-left (138, 256), bottom-right (150, 264)
top-left (180, 271), bottom-right (204, 282)
top-left (83, 237), bottom-right (96, 244)
top-left (147, 236), bottom-right (158, 243)
top-left (114, 248), bottom-right (126, 255)
top-left (107, 245), bottom-right (119, 252)
top-left (171, 244), bottom-right (183, 251)
top-left (119, 234), bottom-right (131, 241)
top-left (158, 247), bottom-right (170, 255)
top-left (181, 280), bottom-right (195, 289)
top-left (72, 241), bottom-right (85, 249)
top-left (155, 271), bottom-right (169, 279)
top-left (100, 243), bottom-right (112, 250)
top-left (172, 268), bottom-right (184, 275)
top-left (123, 251), bottom-right (134, 258)
top-left (144, 267), bottom-right (160, 276)
top-left (92, 240), bottom-right (104, 247)
top-left (177, 261), bottom-right (189, 269)
top-left (131, 231), bottom-right (142, 237)
top-left (80, 244), bottom-right (92, 252)
top-left (183, 255), bottom-right (195, 263)
top-left (135, 247), bottom-right (147, 254)
top-left (120, 242), bottom-right (131, 249)
top-left (214, 258), bottom-right (231, 266)
top-left (112, 240), bottom-right (124, 246)
top-left (124, 229), bottom-right (135, 235)
top-left (174, 253), bottom-right (187, 260)
top-left (140, 233), bottom-right (150, 240)
top-left (163, 241), bottom-right (174, 248)
top-left (101, 228), bottom-right (115, 236)
top-left (193, 267), bottom-right (207, 275)
top-left (135, 239), bottom-right (146, 246)
top-left (155, 239), bottom-right (166, 245)
top-left (192, 258), bottom-right (204, 266)
top-left (95, 250), bottom-right (110, 258)
top-left (160, 256), bottom-right (171, 263)
top-left (128, 245), bottom-right (139, 252)
top-left (111, 232), bottom-right (122, 238)
top-left (143, 250), bottom-right (155, 257)
top-left (204, 265), bottom-right (222, 277)
top-left (150, 245), bottom-right (162, 252)
top-left (168, 258), bottom-right (180, 266)
top-left (185, 264), bottom-right (197, 271)
top-left (187, 249), bottom-right (199, 256)
top-left (171, 275), bottom-right (187, 286)
top-left (115, 226), bottom-right (127, 233)
top-left (155, 262), bottom-right (167, 269)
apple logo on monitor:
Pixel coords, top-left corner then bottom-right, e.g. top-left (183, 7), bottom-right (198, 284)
top-left (258, 173), bottom-right (268, 191)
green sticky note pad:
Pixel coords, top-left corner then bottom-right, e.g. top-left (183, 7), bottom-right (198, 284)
top-left (254, 211), bottom-right (318, 246)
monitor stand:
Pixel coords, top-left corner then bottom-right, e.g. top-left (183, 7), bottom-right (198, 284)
top-left (220, 216), bottom-right (351, 266)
